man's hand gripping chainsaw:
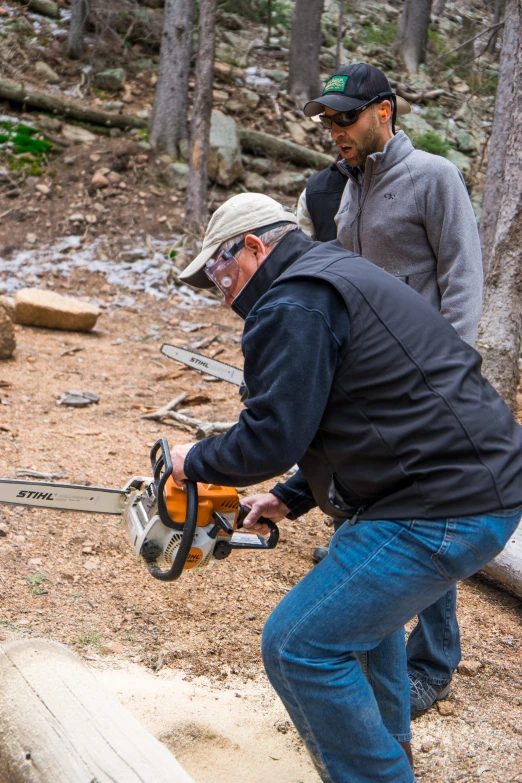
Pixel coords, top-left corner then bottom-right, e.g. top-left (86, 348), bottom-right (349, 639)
top-left (0, 438), bottom-right (279, 582)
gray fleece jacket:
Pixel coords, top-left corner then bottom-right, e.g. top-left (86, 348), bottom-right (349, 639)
top-left (335, 130), bottom-right (483, 345)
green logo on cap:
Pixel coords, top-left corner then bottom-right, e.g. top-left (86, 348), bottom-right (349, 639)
top-left (323, 75), bottom-right (349, 94)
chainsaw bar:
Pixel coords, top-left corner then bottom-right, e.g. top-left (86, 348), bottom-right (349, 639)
top-left (0, 479), bottom-right (127, 515)
top-left (161, 343), bottom-right (243, 386)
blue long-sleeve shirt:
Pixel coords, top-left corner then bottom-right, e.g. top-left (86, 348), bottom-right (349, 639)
top-left (184, 276), bottom-right (351, 517)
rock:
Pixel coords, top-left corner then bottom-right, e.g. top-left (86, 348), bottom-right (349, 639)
top-left (0, 296), bottom-right (15, 322)
top-left (244, 172), bottom-right (266, 192)
top-left (249, 156), bottom-right (273, 175)
top-left (166, 161), bottom-right (189, 190)
top-left (452, 77), bottom-right (470, 94)
top-left (0, 523), bottom-right (8, 537)
top-left (238, 88), bottom-right (260, 110)
top-left (268, 69), bottom-right (287, 83)
top-left (0, 307), bottom-right (15, 360)
top-left (458, 659), bottom-right (483, 677)
top-left (69, 213), bottom-right (85, 223)
top-left (61, 124), bottom-right (97, 144)
top-left (91, 172), bottom-right (109, 189)
top-left (421, 742), bottom-right (435, 752)
top-left (213, 89), bottom-right (230, 104)
top-left (219, 11), bottom-right (244, 30)
top-left (14, 289), bottom-right (100, 332)
top-left (208, 111), bottom-right (244, 187)
top-left (224, 98), bottom-right (244, 114)
top-left (398, 113), bottom-right (436, 136)
top-left (57, 390), bottom-right (99, 407)
top-left (286, 121), bottom-right (307, 145)
top-left (107, 171), bottom-right (121, 184)
top-left (437, 701), bottom-right (455, 716)
top-left (35, 183), bottom-right (50, 196)
top-left (270, 171), bottom-right (307, 196)
top-left (94, 69), bottom-right (126, 92)
top-left (105, 101), bottom-right (124, 111)
top-left (446, 148), bottom-right (472, 177)
top-left (100, 641), bottom-right (124, 656)
top-left (35, 61), bottom-right (60, 85)
top-left (455, 131), bottom-right (477, 154)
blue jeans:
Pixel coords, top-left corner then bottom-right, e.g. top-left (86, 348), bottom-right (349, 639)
top-left (262, 508), bottom-right (521, 783)
top-left (407, 586), bottom-right (461, 685)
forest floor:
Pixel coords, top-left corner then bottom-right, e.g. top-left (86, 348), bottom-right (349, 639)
top-left (0, 271), bottom-right (521, 783)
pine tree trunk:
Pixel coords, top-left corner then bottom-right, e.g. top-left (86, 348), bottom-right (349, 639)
top-left (479, 1), bottom-right (516, 275)
top-left (288, 0), bottom-right (324, 105)
top-left (335, 0), bottom-right (345, 71)
top-left (184, 0), bottom-right (216, 236)
top-left (487, 0), bottom-right (505, 55)
top-left (149, 0), bottom-right (195, 156)
top-left (476, 0), bottom-right (522, 412)
top-left (67, 0), bottom-right (89, 60)
top-left (396, 0), bottom-right (433, 75)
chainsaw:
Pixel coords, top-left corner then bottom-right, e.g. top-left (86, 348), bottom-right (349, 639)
top-left (0, 439), bottom-right (279, 582)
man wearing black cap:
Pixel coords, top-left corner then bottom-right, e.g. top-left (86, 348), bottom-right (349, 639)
top-left (298, 63), bottom-right (484, 720)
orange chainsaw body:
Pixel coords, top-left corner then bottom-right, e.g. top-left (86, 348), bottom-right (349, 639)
top-left (164, 477), bottom-right (240, 527)
top-left (162, 478), bottom-right (241, 569)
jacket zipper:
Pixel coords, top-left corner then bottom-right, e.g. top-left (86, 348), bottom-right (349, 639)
top-left (350, 162), bottom-right (372, 255)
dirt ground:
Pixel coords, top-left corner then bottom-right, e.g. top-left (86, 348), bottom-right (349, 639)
top-left (0, 277), bottom-right (521, 783)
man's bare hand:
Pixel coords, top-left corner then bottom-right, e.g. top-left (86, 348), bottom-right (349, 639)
top-left (241, 493), bottom-right (290, 536)
top-left (169, 443), bottom-right (194, 485)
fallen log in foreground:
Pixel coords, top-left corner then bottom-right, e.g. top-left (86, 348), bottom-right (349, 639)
top-left (0, 639), bottom-right (194, 783)
top-left (482, 518), bottom-right (522, 598)
top-left (0, 78), bottom-right (148, 130)
top-left (239, 128), bottom-right (333, 170)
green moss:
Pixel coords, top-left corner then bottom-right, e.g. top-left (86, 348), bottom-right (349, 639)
top-left (410, 130), bottom-right (451, 157)
top-left (360, 21), bottom-right (397, 47)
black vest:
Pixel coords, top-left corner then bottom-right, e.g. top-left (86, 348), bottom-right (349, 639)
top-left (306, 164), bottom-right (348, 241)
top-left (271, 240), bottom-right (522, 521)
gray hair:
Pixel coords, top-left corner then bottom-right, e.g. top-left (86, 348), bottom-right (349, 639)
top-left (218, 222), bottom-right (298, 259)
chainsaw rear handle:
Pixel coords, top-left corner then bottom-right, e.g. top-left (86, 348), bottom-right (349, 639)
top-left (237, 504), bottom-right (279, 549)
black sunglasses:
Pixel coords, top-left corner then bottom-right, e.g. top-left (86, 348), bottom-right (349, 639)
top-left (317, 92), bottom-right (395, 129)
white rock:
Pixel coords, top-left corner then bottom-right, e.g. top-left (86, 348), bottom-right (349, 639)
top-left (61, 125), bottom-right (97, 144)
top-left (208, 110), bottom-right (244, 187)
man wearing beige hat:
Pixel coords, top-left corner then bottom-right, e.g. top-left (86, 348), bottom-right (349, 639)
top-left (167, 191), bottom-right (522, 782)
top-left (297, 63), bottom-right (485, 719)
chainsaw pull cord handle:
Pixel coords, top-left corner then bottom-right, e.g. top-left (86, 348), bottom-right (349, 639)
top-left (237, 504), bottom-right (279, 549)
top-left (147, 439), bottom-right (199, 581)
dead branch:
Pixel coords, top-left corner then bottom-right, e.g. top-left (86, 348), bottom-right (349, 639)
top-left (395, 86), bottom-right (446, 103)
top-left (428, 21), bottom-right (505, 68)
top-left (165, 411), bottom-right (236, 439)
top-left (0, 78), bottom-right (148, 130)
top-left (140, 392), bottom-right (188, 421)
top-left (239, 128), bottom-right (332, 170)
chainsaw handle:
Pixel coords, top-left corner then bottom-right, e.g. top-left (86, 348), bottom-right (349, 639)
top-left (149, 438), bottom-right (184, 531)
top-left (237, 504), bottom-right (279, 549)
top-left (147, 480), bottom-right (199, 582)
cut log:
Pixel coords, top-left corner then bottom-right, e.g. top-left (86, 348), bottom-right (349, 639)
top-left (482, 518), bottom-right (522, 598)
top-left (0, 639), bottom-right (194, 783)
top-left (0, 78), bottom-right (147, 130)
top-left (239, 128), bottom-right (333, 170)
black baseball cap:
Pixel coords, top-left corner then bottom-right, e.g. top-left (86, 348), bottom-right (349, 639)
top-left (303, 63), bottom-right (411, 118)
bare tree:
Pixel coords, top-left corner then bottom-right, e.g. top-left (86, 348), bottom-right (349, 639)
top-left (395, 0), bottom-right (433, 75)
top-left (288, 0), bottom-right (324, 105)
top-left (335, 0), bottom-right (345, 71)
top-left (67, 0), bottom-right (90, 60)
top-left (150, 0), bottom-right (195, 156)
top-left (184, 0), bottom-right (216, 235)
top-left (487, 0), bottom-right (505, 54)
top-left (476, 0), bottom-right (522, 411)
